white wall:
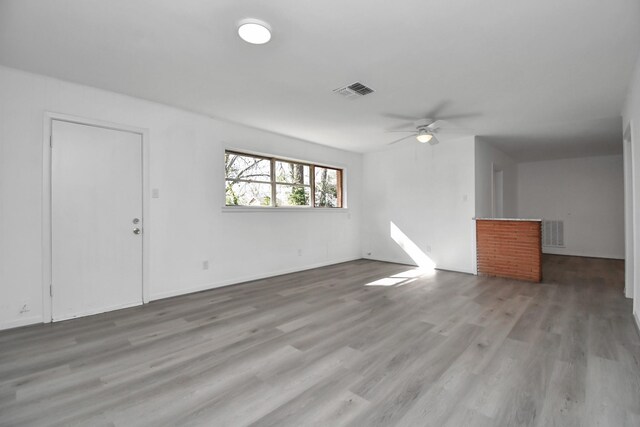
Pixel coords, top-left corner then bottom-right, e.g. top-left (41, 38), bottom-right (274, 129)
top-left (517, 155), bottom-right (624, 259)
top-left (0, 66), bottom-right (363, 330)
top-left (475, 138), bottom-right (518, 218)
top-left (623, 50), bottom-right (640, 329)
top-left (361, 137), bottom-right (476, 274)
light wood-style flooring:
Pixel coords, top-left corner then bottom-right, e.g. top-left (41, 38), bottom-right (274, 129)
top-left (0, 255), bottom-right (638, 426)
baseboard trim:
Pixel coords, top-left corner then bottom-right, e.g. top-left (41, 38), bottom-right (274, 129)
top-left (541, 251), bottom-right (624, 261)
top-left (362, 256), bottom-right (475, 275)
top-left (0, 258), bottom-right (363, 331)
top-left (52, 301), bottom-right (143, 323)
top-left (634, 311), bottom-right (640, 340)
top-left (149, 256), bottom-right (362, 301)
top-left (436, 267), bottom-right (477, 275)
top-left (362, 255), bottom-right (416, 268)
top-left (0, 315), bottom-right (44, 332)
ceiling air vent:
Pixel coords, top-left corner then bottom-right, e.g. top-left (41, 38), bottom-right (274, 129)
top-left (333, 82), bottom-right (375, 99)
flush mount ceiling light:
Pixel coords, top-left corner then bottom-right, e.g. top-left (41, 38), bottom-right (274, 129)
top-left (416, 129), bottom-right (433, 143)
top-left (238, 19), bottom-right (271, 45)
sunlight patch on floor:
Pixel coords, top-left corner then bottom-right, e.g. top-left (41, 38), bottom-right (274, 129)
top-left (365, 222), bottom-right (437, 287)
top-left (365, 269), bottom-right (423, 287)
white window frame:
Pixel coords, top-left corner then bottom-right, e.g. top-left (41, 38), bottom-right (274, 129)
top-left (224, 150), bottom-right (345, 210)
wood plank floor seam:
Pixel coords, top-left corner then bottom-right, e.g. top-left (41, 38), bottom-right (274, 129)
top-left (0, 255), bottom-right (637, 426)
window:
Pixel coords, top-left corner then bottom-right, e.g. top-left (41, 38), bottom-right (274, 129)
top-left (314, 166), bottom-right (342, 208)
top-left (225, 151), bottom-right (343, 208)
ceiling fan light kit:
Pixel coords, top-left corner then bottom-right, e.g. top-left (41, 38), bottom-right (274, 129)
top-left (387, 118), bottom-right (448, 146)
top-left (416, 130), bottom-right (433, 143)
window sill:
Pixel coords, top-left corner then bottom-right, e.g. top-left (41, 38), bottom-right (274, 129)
top-left (221, 206), bottom-right (349, 213)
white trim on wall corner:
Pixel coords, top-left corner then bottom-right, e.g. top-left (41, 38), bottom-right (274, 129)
top-left (623, 120), bottom-right (635, 300)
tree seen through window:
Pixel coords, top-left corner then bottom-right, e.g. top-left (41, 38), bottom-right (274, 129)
top-left (225, 151), bottom-right (342, 208)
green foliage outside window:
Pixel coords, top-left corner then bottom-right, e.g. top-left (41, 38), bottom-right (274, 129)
top-left (225, 151), bottom-right (341, 208)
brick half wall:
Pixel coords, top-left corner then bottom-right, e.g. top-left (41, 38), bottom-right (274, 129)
top-left (476, 219), bottom-right (542, 282)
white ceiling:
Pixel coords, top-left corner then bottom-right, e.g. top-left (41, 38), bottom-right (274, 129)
top-left (1, 0), bottom-right (639, 159)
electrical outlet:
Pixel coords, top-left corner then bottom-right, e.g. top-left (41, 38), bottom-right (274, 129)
top-left (297, 249), bottom-right (302, 256)
top-left (426, 245), bottom-right (431, 252)
top-left (152, 188), bottom-right (160, 198)
top-left (202, 260), bottom-right (209, 270)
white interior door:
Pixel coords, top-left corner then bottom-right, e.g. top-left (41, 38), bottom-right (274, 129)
top-left (51, 120), bottom-right (143, 321)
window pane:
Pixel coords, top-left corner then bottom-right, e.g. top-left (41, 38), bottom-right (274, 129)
top-left (225, 152), bottom-right (271, 182)
top-left (276, 184), bottom-right (311, 207)
top-left (315, 167), bottom-right (340, 207)
top-left (275, 161), bottom-right (309, 185)
top-left (226, 180), bottom-right (272, 206)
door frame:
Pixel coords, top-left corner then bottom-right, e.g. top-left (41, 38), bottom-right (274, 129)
top-left (42, 112), bottom-right (151, 323)
top-left (624, 121), bottom-right (635, 299)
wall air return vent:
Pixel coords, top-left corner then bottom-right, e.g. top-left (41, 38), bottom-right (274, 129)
top-left (333, 82), bottom-right (375, 99)
top-left (542, 220), bottom-right (565, 248)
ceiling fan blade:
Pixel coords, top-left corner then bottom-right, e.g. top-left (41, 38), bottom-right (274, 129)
top-left (436, 112), bottom-right (482, 121)
top-left (423, 101), bottom-right (483, 121)
top-left (426, 120), bottom-right (446, 130)
top-left (428, 135), bottom-right (440, 146)
top-left (388, 122), bottom-right (417, 131)
top-left (381, 112), bottom-right (418, 121)
top-left (424, 101), bottom-right (449, 119)
top-left (434, 128), bottom-right (470, 134)
top-left (386, 130), bottom-right (417, 133)
top-left (427, 119), bottom-right (473, 134)
top-left (388, 134), bottom-right (416, 145)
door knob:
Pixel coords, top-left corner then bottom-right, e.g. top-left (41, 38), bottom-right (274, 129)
top-left (133, 228), bottom-right (141, 235)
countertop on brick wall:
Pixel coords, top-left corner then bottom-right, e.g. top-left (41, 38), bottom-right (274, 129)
top-left (473, 218), bottom-right (542, 222)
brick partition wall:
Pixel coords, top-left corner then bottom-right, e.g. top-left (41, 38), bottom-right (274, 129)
top-left (475, 219), bottom-right (542, 282)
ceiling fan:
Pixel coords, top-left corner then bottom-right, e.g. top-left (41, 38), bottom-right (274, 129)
top-left (387, 118), bottom-right (450, 146)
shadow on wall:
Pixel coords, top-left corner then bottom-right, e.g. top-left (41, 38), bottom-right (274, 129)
top-left (365, 222), bottom-right (437, 287)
